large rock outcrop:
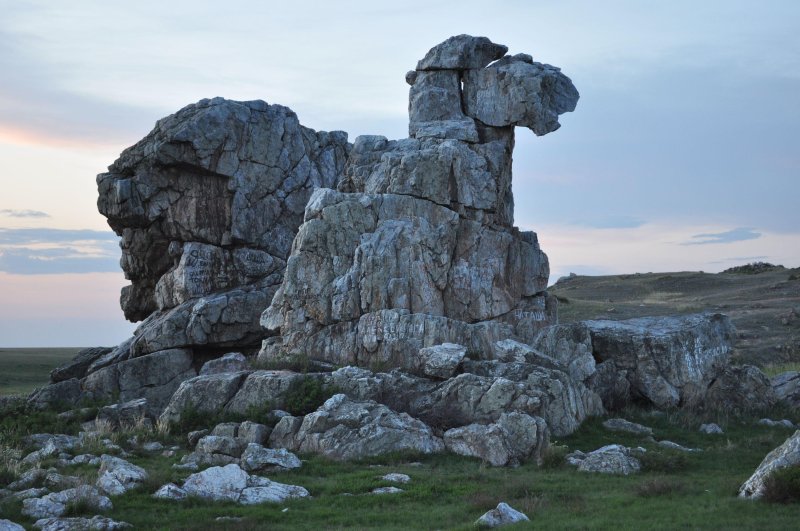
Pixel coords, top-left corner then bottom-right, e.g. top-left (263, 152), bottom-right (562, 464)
top-left (262, 34), bottom-right (577, 369)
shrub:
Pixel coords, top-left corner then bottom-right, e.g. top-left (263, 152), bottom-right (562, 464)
top-left (762, 465), bottom-right (800, 503)
top-left (540, 444), bottom-right (569, 469)
top-left (722, 262), bottom-right (783, 275)
top-left (638, 450), bottom-right (689, 473)
top-left (283, 377), bottom-right (339, 416)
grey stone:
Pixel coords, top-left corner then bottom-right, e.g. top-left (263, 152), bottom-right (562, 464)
top-left (22, 486), bottom-right (112, 520)
top-left (414, 343), bottom-right (466, 379)
top-left (13, 488), bottom-right (50, 500)
top-left (568, 444), bottom-right (641, 475)
top-left (583, 314), bottom-right (736, 409)
top-left (187, 430), bottom-right (209, 448)
top-left (200, 352), bottom-right (249, 376)
top-left (195, 435), bottom-right (245, 459)
top-left (211, 422), bottom-right (240, 438)
top-left (95, 399), bottom-right (149, 429)
top-left (182, 463), bottom-right (249, 502)
top-left (602, 418), bottom-right (653, 436)
top-left (531, 322), bottom-right (596, 381)
top-left (280, 394), bottom-right (444, 460)
top-left (240, 444), bottom-right (301, 471)
top-left (238, 480), bottom-right (309, 504)
top-left (739, 430), bottom-right (800, 498)
top-left (8, 468), bottom-right (49, 490)
top-left (237, 421), bottom-right (271, 445)
top-left (371, 487), bottom-right (403, 495)
top-left (0, 520), bottom-right (25, 531)
top-left (416, 35), bottom-right (508, 71)
top-left (49, 347), bottom-right (112, 384)
top-left (657, 440), bottom-right (701, 452)
top-left (158, 371), bottom-right (249, 426)
top-left (43, 473), bottom-right (81, 491)
top-left (152, 483), bottom-right (188, 501)
top-left (772, 371), bottom-right (800, 408)
top-left (699, 364), bottom-right (776, 413)
top-left (27, 380), bottom-right (84, 411)
top-left (444, 412), bottom-right (548, 466)
top-left (381, 473), bottom-right (410, 483)
top-left (463, 56), bottom-right (579, 135)
top-left (699, 423), bottom-right (724, 434)
top-left (758, 418), bottom-right (796, 429)
top-left (95, 455), bottom-right (148, 496)
top-left (32, 516), bottom-right (132, 531)
top-left (475, 502), bottom-right (529, 527)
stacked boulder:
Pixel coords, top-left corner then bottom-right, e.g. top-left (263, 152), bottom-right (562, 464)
top-left (262, 34), bottom-right (578, 368)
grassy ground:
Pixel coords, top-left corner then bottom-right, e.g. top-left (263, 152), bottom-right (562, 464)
top-left (0, 348), bottom-right (82, 396)
top-left (2, 405), bottom-right (799, 529)
top-left (550, 267), bottom-right (800, 367)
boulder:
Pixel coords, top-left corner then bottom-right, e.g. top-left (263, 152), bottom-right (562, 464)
top-left (211, 422), bottom-right (240, 438)
top-left (581, 314), bottom-right (736, 409)
top-left (95, 399), bottom-right (149, 429)
top-left (27, 380), bottom-right (84, 411)
top-left (152, 483), bottom-right (188, 501)
top-left (276, 394), bottom-right (444, 460)
top-left (200, 352), bottom-right (249, 376)
top-left (194, 435), bottom-right (245, 463)
top-left (0, 520), bottom-right (24, 531)
top-left (413, 343), bottom-right (466, 379)
top-left (772, 371), bottom-right (800, 408)
top-left (602, 418), bottom-right (653, 436)
top-left (240, 444), bottom-right (301, 472)
top-left (238, 477), bottom-right (309, 505)
top-left (32, 516), bottom-right (132, 530)
top-left (739, 430), bottom-right (800, 498)
top-left (699, 423), bottom-right (723, 434)
top-left (237, 421), bottom-right (271, 445)
top-left (444, 412), bottom-right (548, 466)
top-left (180, 463), bottom-right (308, 504)
top-left (95, 455), bottom-right (148, 496)
top-left (416, 35), bottom-right (508, 71)
top-left (381, 473), bottom-right (410, 483)
top-left (22, 486), bottom-right (112, 520)
top-left (567, 445), bottom-right (641, 475)
top-left (158, 371), bottom-right (249, 425)
top-left (475, 502), bottom-right (529, 527)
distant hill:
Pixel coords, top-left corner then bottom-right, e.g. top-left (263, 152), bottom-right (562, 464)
top-left (549, 265), bottom-right (800, 367)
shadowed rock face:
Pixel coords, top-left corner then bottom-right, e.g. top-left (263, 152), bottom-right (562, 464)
top-left (263, 35), bottom-right (577, 368)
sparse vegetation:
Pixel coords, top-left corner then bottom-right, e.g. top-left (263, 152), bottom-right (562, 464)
top-left (762, 465), bottom-right (800, 504)
top-left (723, 262), bottom-right (784, 275)
top-left (282, 376), bottom-right (339, 416)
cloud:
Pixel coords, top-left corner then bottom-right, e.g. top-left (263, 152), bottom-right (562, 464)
top-left (708, 255), bottom-right (768, 264)
top-left (682, 227), bottom-right (762, 245)
top-left (573, 216), bottom-right (646, 230)
top-left (0, 209), bottom-right (49, 218)
top-left (0, 227), bottom-right (120, 274)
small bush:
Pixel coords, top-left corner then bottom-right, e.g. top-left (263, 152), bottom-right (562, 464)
top-left (638, 450), bottom-right (689, 473)
top-left (635, 477), bottom-right (685, 497)
top-left (762, 465), bottom-right (800, 503)
top-left (283, 377), bottom-right (339, 416)
top-left (64, 498), bottom-right (94, 517)
top-left (540, 444), bottom-right (569, 469)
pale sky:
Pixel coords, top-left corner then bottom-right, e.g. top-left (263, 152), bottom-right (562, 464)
top-left (0, 0), bottom-right (798, 346)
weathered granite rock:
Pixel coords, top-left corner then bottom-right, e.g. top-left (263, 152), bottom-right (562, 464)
top-left (739, 430), bottom-right (800, 499)
top-left (602, 418), bottom-right (653, 436)
top-left (568, 445), bottom-right (642, 475)
top-left (32, 516), bottom-right (132, 531)
top-left (237, 421), bottom-right (271, 445)
top-left (657, 440), bottom-right (701, 452)
top-left (0, 520), bottom-right (24, 531)
top-left (371, 486), bottom-right (403, 495)
top-left (475, 502), bottom-right (529, 528)
top-left (8, 468), bottom-right (50, 491)
top-left (416, 35), bottom-right (508, 71)
top-left (211, 423), bottom-right (240, 438)
top-left (83, 349), bottom-right (196, 415)
top-left (180, 463), bottom-right (308, 504)
top-left (531, 322), bottom-right (596, 381)
top-left (194, 435), bottom-right (245, 465)
top-left (49, 348), bottom-right (112, 384)
top-left (275, 394), bottom-right (444, 460)
top-left (585, 314), bottom-right (735, 409)
top-left (43, 473), bottom-right (81, 491)
top-left (152, 483), bottom-right (187, 501)
top-left (587, 361), bottom-right (631, 411)
top-left (22, 486), bottom-right (112, 519)
top-left (772, 371), bottom-right (800, 408)
top-left (413, 343), bottom-right (466, 379)
top-left (382, 473), bottom-right (410, 484)
top-left (698, 364), bottom-right (776, 413)
top-left (28, 380), bottom-right (84, 411)
top-left (328, 365), bottom-right (602, 437)
top-left (699, 423), bottom-right (723, 434)
top-left (200, 352), bottom-right (249, 375)
top-left (463, 54), bottom-right (579, 135)
top-left (240, 444), bottom-right (301, 472)
top-left (158, 371), bottom-right (249, 425)
top-left (95, 455), bottom-right (148, 496)
top-left (758, 418), bottom-right (795, 429)
top-left (444, 412), bottom-right (548, 466)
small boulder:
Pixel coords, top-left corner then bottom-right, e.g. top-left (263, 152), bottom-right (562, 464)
top-left (739, 430), bottom-right (800, 498)
top-left (772, 371), bottom-right (800, 408)
top-left (602, 418), bottom-right (653, 436)
top-left (381, 473), bottom-right (410, 484)
top-left (0, 520), bottom-right (25, 531)
top-left (372, 487), bottom-right (403, 495)
top-left (182, 464), bottom-right (248, 502)
top-left (32, 516), bottom-right (132, 530)
top-left (211, 422), bottom-right (240, 438)
top-left (240, 444), bottom-right (301, 472)
top-left (96, 455), bottom-right (148, 496)
top-left (699, 423), bottom-right (723, 434)
top-left (153, 483), bottom-right (188, 501)
top-left (758, 418), bottom-right (795, 429)
top-left (238, 421), bottom-right (271, 445)
top-left (444, 412), bottom-right (548, 467)
top-left (22, 486), bottom-right (112, 520)
top-left (475, 502), bottom-right (529, 527)
top-left (568, 445), bottom-right (641, 475)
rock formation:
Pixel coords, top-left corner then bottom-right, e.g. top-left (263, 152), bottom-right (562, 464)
top-left (262, 34), bottom-right (578, 368)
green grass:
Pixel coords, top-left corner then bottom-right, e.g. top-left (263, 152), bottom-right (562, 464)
top-left (763, 362), bottom-right (800, 377)
top-left (0, 347), bottom-right (82, 396)
top-left (3, 404), bottom-right (800, 529)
